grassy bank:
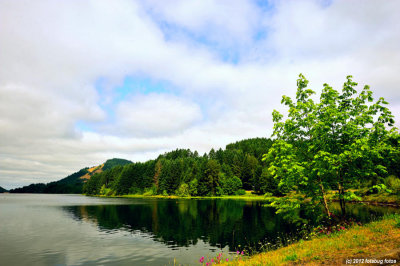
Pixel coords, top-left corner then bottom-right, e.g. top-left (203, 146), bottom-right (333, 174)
top-left (326, 189), bottom-right (400, 206)
top-left (92, 190), bottom-right (267, 201)
top-left (223, 214), bottom-right (400, 266)
top-left (89, 190), bottom-right (400, 205)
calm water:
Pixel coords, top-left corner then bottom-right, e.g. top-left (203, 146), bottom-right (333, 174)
top-left (0, 194), bottom-right (398, 266)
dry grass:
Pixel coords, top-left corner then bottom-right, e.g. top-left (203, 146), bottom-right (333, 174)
top-left (224, 215), bottom-right (400, 265)
top-left (80, 163), bottom-right (104, 180)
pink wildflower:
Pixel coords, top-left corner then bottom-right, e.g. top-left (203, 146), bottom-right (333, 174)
top-left (199, 256), bottom-right (204, 263)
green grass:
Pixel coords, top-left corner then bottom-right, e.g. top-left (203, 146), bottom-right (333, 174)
top-left (283, 252), bottom-right (298, 262)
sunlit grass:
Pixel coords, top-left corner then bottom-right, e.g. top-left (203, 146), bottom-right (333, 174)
top-left (223, 214), bottom-right (400, 265)
top-left (100, 190), bottom-right (268, 201)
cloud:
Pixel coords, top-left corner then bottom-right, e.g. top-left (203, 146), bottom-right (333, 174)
top-left (114, 93), bottom-right (202, 137)
top-left (0, 0), bottom-right (400, 189)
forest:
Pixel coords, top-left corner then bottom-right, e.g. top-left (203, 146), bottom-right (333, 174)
top-left (83, 138), bottom-right (274, 197)
top-left (83, 133), bottom-right (399, 200)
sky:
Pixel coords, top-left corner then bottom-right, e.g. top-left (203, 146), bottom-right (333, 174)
top-left (1, 0), bottom-right (400, 189)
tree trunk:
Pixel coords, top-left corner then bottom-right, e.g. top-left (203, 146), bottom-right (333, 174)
top-left (338, 182), bottom-right (346, 218)
top-left (319, 180), bottom-right (331, 218)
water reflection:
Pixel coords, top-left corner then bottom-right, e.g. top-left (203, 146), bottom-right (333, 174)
top-left (63, 199), bottom-right (301, 251)
top-left (1, 194), bottom-right (399, 266)
top-left (62, 199), bottom-right (399, 253)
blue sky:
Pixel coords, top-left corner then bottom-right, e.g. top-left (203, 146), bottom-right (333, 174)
top-left (1, 0), bottom-right (400, 189)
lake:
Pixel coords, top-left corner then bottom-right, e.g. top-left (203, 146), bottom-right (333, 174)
top-left (0, 194), bottom-right (398, 265)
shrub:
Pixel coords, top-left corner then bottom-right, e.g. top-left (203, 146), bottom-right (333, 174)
top-left (220, 175), bottom-right (242, 195)
top-left (369, 184), bottom-right (392, 194)
top-left (176, 183), bottom-right (189, 197)
top-left (235, 189), bottom-right (246, 195)
top-left (143, 185), bottom-right (157, 196)
top-left (385, 175), bottom-right (400, 193)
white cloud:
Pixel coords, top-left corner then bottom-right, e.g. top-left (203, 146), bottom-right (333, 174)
top-left (114, 93), bottom-right (202, 137)
top-left (0, 0), bottom-right (400, 189)
top-left (142, 0), bottom-right (259, 46)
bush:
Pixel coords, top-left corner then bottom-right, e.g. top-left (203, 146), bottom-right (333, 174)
top-left (235, 189), bottom-right (246, 195)
top-left (176, 183), bottom-right (190, 197)
top-left (220, 175), bottom-right (242, 195)
top-left (385, 175), bottom-right (400, 193)
top-left (143, 185), bottom-right (157, 196)
top-left (369, 184), bottom-right (392, 194)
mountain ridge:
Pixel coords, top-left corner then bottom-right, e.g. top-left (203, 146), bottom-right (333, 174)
top-left (9, 158), bottom-right (132, 193)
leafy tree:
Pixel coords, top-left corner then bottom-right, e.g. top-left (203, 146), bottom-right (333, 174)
top-left (102, 158), bottom-right (132, 171)
top-left (220, 175), bottom-right (242, 195)
top-left (241, 154), bottom-right (258, 190)
top-left (264, 74), bottom-right (397, 218)
top-left (258, 168), bottom-right (283, 196)
top-left (201, 159), bottom-right (220, 196)
top-left (189, 178), bottom-right (198, 196)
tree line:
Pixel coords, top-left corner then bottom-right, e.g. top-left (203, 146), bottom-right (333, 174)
top-left (83, 138), bottom-right (279, 196)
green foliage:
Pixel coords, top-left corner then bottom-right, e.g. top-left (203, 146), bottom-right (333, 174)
top-left (385, 175), bottom-right (400, 193)
top-left (369, 184), bottom-right (392, 194)
top-left (189, 178), bottom-right (198, 196)
top-left (343, 191), bottom-right (362, 201)
top-left (143, 185), bottom-right (157, 196)
top-left (204, 159), bottom-right (221, 196)
top-left (235, 189), bottom-right (246, 195)
top-left (102, 158), bottom-right (132, 171)
top-left (220, 175), bottom-right (242, 195)
top-left (9, 183), bottom-right (47, 193)
top-left (258, 168), bottom-right (283, 196)
top-left (176, 183), bottom-right (190, 197)
top-left (264, 74), bottom-right (397, 218)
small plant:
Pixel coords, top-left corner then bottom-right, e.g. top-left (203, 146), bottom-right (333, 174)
top-left (386, 175), bottom-right (400, 192)
top-left (284, 252), bottom-right (298, 262)
top-left (313, 218), bottom-right (361, 236)
top-left (198, 250), bottom-right (244, 265)
top-left (369, 184), bottom-right (392, 194)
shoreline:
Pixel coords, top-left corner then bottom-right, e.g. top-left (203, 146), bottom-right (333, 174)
top-left (222, 214), bottom-right (400, 265)
top-left (86, 191), bottom-right (400, 206)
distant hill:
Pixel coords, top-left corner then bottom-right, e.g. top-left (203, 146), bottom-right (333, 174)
top-left (103, 158), bottom-right (132, 171)
top-left (0, 186), bottom-right (8, 193)
top-left (9, 158), bottom-right (132, 194)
